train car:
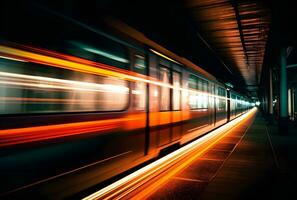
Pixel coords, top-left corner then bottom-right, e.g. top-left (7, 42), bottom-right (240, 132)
top-left (0, 6), bottom-right (252, 199)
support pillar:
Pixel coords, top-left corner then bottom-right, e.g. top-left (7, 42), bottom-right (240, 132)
top-left (267, 68), bottom-right (274, 124)
top-left (293, 88), bottom-right (296, 120)
top-left (269, 68), bottom-right (273, 115)
top-left (279, 47), bottom-right (288, 134)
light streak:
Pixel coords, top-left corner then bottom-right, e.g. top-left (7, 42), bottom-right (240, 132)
top-left (0, 97), bottom-right (111, 104)
top-left (0, 71), bottom-right (129, 94)
top-left (134, 54), bottom-right (146, 69)
top-left (0, 45), bottom-right (233, 102)
top-left (0, 55), bottom-right (27, 62)
top-left (83, 107), bottom-right (257, 200)
top-left (3, 151), bottom-right (133, 196)
top-left (150, 49), bottom-right (180, 64)
top-left (0, 115), bottom-right (144, 147)
top-left (83, 47), bottom-right (129, 63)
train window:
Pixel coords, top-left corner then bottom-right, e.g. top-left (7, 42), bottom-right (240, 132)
top-left (188, 74), bottom-right (197, 89)
top-left (189, 90), bottom-right (197, 109)
top-left (231, 94), bottom-right (236, 100)
top-left (188, 74), bottom-right (197, 109)
top-left (218, 87), bottom-right (226, 96)
top-left (0, 58), bottom-right (129, 114)
top-left (203, 80), bottom-right (208, 92)
top-left (160, 66), bottom-right (171, 111)
top-left (133, 54), bottom-right (147, 75)
top-left (172, 71), bottom-right (181, 110)
top-left (217, 87), bottom-right (226, 111)
top-left (197, 78), bottom-right (208, 109)
top-left (188, 75), bottom-right (208, 109)
top-left (197, 78), bottom-right (202, 91)
top-left (133, 82), bottom-right (146, 110)
top-left (236, 96), bottom-right (241, 108)
top-left (68, 40), bottom-right (130, 70)
top-left (231, 94), bottom-right (236, 110)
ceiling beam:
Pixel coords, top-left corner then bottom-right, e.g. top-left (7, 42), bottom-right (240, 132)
top-left (231, 1), bottom-right (250, 69)
top-left (196, 31), bottom-right (234, 74)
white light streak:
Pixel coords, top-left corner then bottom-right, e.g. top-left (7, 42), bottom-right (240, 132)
top-left (0, 55), bottom-right (27, 62)
top-left (0, 71), bottom-right (129, 94)
top-left (84, 47), bottom-right (129, 63)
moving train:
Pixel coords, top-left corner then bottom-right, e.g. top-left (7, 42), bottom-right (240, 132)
top-left (0, 6), bottom-right (252, 199)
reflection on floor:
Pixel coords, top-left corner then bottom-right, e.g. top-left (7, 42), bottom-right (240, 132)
top-left (149, 111), bottom-right (297, 200)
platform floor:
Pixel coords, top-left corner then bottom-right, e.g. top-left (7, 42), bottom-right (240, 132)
top-left (148, 111), bottom-right (297, 200)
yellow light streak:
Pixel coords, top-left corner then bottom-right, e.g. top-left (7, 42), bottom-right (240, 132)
top-left (150, 49), bottom-right (181, 64)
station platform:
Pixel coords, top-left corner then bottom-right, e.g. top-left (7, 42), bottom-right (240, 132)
top-left (147, 110), bottom-right (297, 199)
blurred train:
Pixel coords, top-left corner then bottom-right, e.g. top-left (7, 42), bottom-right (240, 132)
top-left (0, 5), bottom-right (252, 199)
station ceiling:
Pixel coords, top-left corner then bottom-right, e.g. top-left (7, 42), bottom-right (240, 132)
top-left (186, 0), bottom-right (270, 97)
top-left (110, 0), bottom-right (296, 98)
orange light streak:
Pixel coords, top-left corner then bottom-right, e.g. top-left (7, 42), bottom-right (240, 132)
top-left (0, 116), bottom-right (142, 147)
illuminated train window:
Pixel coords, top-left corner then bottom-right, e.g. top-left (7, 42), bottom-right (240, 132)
top-left (0, 58), bottom-right (129, 114)
top-left (231, 93), bottom-right (237, 111)
top-left (132, 54), bottom-right (147, 110)
top-left (133, 81), bottom-right (146, 111)
top-left (197, 78), bottom-right (208, 109)
top-left (188, 74), bottom-right (208, 109)
top-left (158, 65), bottom-right (181, 111)
top-left (188, 74), bottom-right (197, 89)
top-left (172, 71), bottom-right (181, 111)
top-left (133, 54), bottom-right (147, 75)
top-left (160, 66), bottom-right (171, 111)
top-left (217, 87), bottom-right (227, 111)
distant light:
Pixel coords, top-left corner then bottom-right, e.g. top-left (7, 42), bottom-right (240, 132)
top-left (255, 101), bottom-right (260, 106)
top-left (84, 47), bottom-right (129, 63)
